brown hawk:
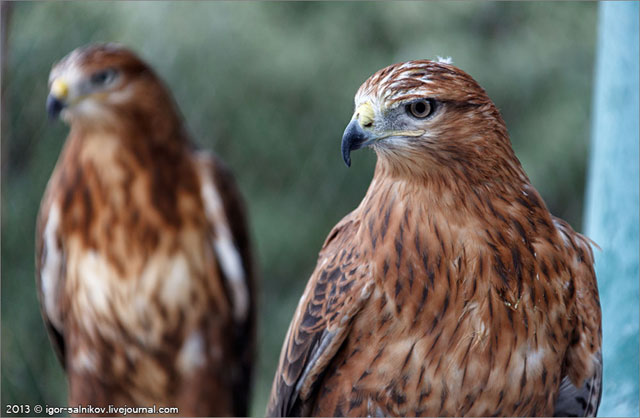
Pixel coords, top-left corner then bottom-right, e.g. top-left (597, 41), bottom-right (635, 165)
top-left (37, 44), bottom-right (255, 416)
top-left (267, 59), bottom-right (602, 417)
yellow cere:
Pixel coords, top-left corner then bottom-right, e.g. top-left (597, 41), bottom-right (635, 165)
top-left (355, 102), bottom-right (375, 128)
top-left (50, 79), bottom-right (69, 100)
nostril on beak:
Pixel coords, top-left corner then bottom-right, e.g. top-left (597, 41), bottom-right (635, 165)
top-left (46, 95), bottom-right (65, 120)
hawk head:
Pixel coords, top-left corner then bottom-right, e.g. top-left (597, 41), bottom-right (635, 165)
top-left (341, 60), bottom-right (511, 175)
top-left (46, 43), bottom-right (176, 128)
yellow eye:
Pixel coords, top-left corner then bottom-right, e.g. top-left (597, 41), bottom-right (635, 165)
top-left (406, 99), bottom-right (435, 118)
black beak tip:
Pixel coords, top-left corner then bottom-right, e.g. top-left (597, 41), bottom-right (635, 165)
top-left (46, 95), bottom-right (65, 120)
top-left (342, 147), bottom-right (352, 167)
top-left (341, 119), bottom-right (368, 168)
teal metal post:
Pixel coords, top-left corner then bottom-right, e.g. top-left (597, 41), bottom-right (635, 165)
top-left (584, 2), bottom-right (639, 416)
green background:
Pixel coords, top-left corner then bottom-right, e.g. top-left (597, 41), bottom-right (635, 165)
top-left (2, 2), bottom-right (599, 415)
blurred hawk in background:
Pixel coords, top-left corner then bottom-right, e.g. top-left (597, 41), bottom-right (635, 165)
top-left (36, 44), bottom-right (255, 416)
top-left (267, 60), bottom-right (602, 417)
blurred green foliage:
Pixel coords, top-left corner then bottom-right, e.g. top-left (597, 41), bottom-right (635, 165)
top-left (1, 2), bottom-right (596, 416)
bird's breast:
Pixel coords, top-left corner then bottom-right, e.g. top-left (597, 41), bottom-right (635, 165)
top-left (312, 201), bottom-right (571, 416)
top-left (53, 132), bottom-right (223, 347)
top-left (65, 226), bottom-right (215, 344)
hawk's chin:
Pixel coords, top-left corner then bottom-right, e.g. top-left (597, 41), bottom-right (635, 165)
top-left (63, 101), bottom-right (118, 127)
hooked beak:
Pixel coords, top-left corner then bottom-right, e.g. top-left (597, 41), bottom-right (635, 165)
top-left (341, 101), bottom-right (426, 167)
top-left (46, 95), bottom-right (66, 120)
top-left (46, 79), bottom-right (69, 120)
top-left (341, 119), bottom-right (372, 167)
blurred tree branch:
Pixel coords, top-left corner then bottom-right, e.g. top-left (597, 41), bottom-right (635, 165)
top-left (1, 1), bottom-right (13, 179)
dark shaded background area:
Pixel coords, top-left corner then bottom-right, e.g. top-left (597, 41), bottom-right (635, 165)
top-left (1, 2), bottom-right (597, 415)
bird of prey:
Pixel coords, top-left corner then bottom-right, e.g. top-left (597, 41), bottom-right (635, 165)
top-left (267, 59), bottom-right (602, 417)
top-left (37, 44), bottom-right (255, 416)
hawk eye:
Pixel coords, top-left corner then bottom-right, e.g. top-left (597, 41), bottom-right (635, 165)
top-left (406, 99), bottom-right (435, 118)
top-left (90, 68), bottom-right (117, 87)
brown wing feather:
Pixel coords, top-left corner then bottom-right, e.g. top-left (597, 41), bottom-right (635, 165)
top-left (267, 216), bottom-right (374, 417)
top-left (35, 186), bottom-right (66, 368)
top-left (552, 218), bottom-right (603, 417)
top-left (196, 151), bottom-right (257, 417)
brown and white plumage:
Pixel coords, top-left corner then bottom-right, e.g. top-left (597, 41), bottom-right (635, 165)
top-left (267, 59), bottom-right (602, 417)
top-left (36, 44), bottom-right (255, 416)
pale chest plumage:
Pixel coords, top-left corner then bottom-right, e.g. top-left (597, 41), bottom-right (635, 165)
top-left (38, 131), bottom-right (243, 405)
